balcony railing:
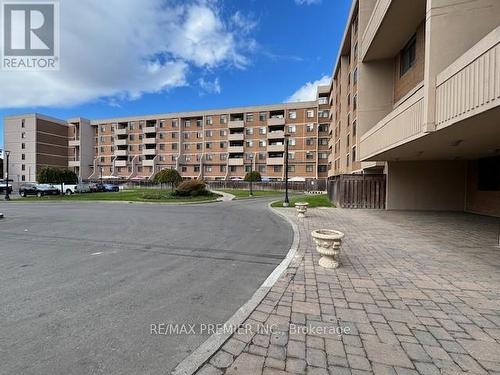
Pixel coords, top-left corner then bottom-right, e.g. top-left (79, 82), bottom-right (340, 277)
top-left (114, 149), bottom-right (128, 157)
top-left (267, 130), bottom-right (285, 139)
top-left (228, 133), bottom-right (244, 141)
top-left (143, 137), bottom-right (157, 145)
top-left (228, 146), bottom-right (244, 153)
top-left (68, 160), bottom-right (80, 167)
top-left (228, 120), bottom-right (244, 129)
top-left (360, 86), bottom-right (424, 160)
top-left (267, 117), bottom-right (285, 126)
top-left (114, 138), bottom-right (128, 146)
top-left (115, 128), bottom-right (128, 135)
top-left (142, 148), bottom-right (156, 156)
top-left (143, 125), bottom-right (157, 133)
top-left (268, 144), bottom-right (285, 152)
top-left (142, 159), bottom-right (155, 167)
top-left (68, 139), bottom-right (80, 147)
top-left (267, 157), bottom-right (284, 165)
top-left (115, 160), bottom-right (127, 167)
top-left (228, 158), bottom-right (244, 166)
top-left (435, 26), bottom-right (500, 129)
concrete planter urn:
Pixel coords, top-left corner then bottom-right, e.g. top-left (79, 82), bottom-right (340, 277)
top-left (295, 202), bottom-right (309, 218)
top-left (311, 229), bottom-right (345, 269)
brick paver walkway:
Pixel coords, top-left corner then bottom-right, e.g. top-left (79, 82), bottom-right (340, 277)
top-left (196, 209), bottom-right (500, 375)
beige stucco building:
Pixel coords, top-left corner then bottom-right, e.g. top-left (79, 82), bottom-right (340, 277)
top-left (325, 0), bottom-right (500, 216)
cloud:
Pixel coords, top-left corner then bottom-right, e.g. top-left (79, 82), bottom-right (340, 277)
top-left (294, 0), bottom-right (322, 5)
top-left (287, 75), bottom-right (331, 102)
top-left (0, 0), bottom-right (255, 108)
top-left (198, 77), bottom-right (222, 94)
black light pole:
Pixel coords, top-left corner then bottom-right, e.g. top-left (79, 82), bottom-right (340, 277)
top-left (2, 150), bottom-right (11, 201)
top-left (249, 154), bottom-right (254, 197)
top-left (283, 134), bottom-right (290, 207)
top-left (100, 166), bottom-right (103, 185)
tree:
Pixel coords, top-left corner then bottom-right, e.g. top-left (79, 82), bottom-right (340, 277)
top-left (38, 167), bottom-right (78, 194)
top-left (244, 171), bottom-right (262, 196)
top-left (153, 168), bottom-right (182, 191)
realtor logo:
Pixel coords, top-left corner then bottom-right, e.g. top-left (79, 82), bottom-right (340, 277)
top-left (1, 0), bottom-right (59, 70)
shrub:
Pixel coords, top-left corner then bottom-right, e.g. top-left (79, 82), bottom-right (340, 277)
top-left (244, 171), bottom-right (262, 182)
top-left (141, 191), bottom-right (170, 200)
top-left (174, 180), bottom-right (210, 197)
top-left (153, 168), bottom-right (182, 191)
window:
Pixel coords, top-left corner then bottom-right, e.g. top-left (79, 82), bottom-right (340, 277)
top-left (197, 131), bottom-right (203, 139)
top-left (259, 127), bottom-right (266, 135)
top-left (220, 165), bottom-right (226, 172)
top-left (220, 141), bottom-right (226, 149)
top-left (185, 120), bottom-right (191, 128)
top-left (319, 110), bottom-right (329, 118)
top-left (258, 165), bottom-right (266, 173)
top-left (21, 164), bottom-right (25, 171)
top-left (220, 129), bottom-right (227, 137)
top-left (318, 165), bottom-right (327, 173)
top-left (183, 144), bottom-right (190, 151)
top-left (289, 111), bottom-right (296, 119)
top-left (21, 153), bottom-right (25, 160)
top-left (318, 124), bottom-right (328, 132)
top-left (259, 113), bottom-right (266, 122)
top-left (220, 154), bottom-right (227, 161)
top-left (101, 125), bottom-right (106, 132)
top-left (181, 166), bottom-right (187, 172)
top-left (246, 140), bottom-right (254, 147)
top-left (400, 34), bottom-right (416, 76)
top-left (288, 138), bottom-right (296, 146)
top-left (21, 119), bottom-right (25, 128)
top-left (352, 146), bottom-right (356, 162)
top-left (21, 132), bottom-right (26, 139)
top-left (196, 143), bottom-right (202, 150)
top-left (205, 166), bottom-right (212, 172)
top-left (22, 175), bottom-right (25, 181)
top-left (246, 114), bottom-right (254, 122)
top-left (346, 154), bottom-right (350, 167)
top-left (172, 119), bottom-right (178, 128)
top-left (196, 120), bottom-right (202, 128)
top-left (206, 142), bottom-right (212, 149)
top-left (246, 128), bottom-right (253, 135)
top-left (306, 124), bottom-right (314, 132)
top-left (306, 110), bottom-right (314, 118)
top-left (258, 152), bottom-right (266, 160)
top-left (160, 144), bottom-right (165, 150)
top-left (273, 165), bottom-right (282, 173)
top-left (353, 43), bottom-right (358, 60)
top-left (288, 152), bottom-right (295, 160)
top-left (172, 132), bottom-right (177, 139)
top-left (287, 125), bottom-right (296, 133)
top-left (353, 95), bottom-right (357, 111)
top-left (21, 143), bottom-right (25, 149)
top-left (319, 152), bottom-right (328, 159)
top-left (245, 153), bottom-right (253, 160)
top-left (306, 164), bottom-right (314, 172)
top-left (352, 120), bottom-right (357, 137)
top-left (206, 116), bottom-right (212, 125)
top-left (159, 120), bottom-right (165, 128)
top-left (220, 115), bottom-right (227, 124)
top-left (205, 130), bottom-right (212, 137)
top-left (353, 67), bottom-right (358, 84)
top-left (287, 165), bottom-right (295, 172)
top-left (159, 133), bottom-right (164, 139)
top-left (194, 166), bottom-right (200, 172)
top-left (184, 132), bottom-right (189, 139)
top-left (306, 138), bottom-right (314, 146)
top-left (318, 97), bottom-right (328, 105)
top-left (318, 138), bottom-right (328, 146)
top-left (259, 140), bottom-right (267, 147)
top-left (245, 165), bottom-right (252, 173)
top-left (306, 152), bottom-right (314, 160)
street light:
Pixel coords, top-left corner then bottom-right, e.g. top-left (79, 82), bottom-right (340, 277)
top-left (100, 166), bottom-right (103, 185)
top-left (248, 153), bottom-right (254, 197)
top-left (283, 134), bottom-right (290, 207)
top-left (1, 149), bottom-right (11, 201)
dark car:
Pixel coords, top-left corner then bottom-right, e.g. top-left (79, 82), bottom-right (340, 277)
top-left (19, 183), bottom-right (60, 197)
top-left (93, 183), bottom-right (119, 192)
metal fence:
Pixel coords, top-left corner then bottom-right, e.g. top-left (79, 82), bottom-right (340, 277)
top-left (327, 174), bottom-right (386, 209)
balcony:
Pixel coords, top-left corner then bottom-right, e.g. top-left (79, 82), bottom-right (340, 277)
top-left (228, 120), bottom-right (244, 129)
top-left (267, 157), bottom-right (284, 165)
top-left (114, 138), bottom-right (128, 146)
top-left (143, 137), bottom-right (157, 145)
top-left (142, 148), bottom-right (156, 156)
top-left (228, 133), bottom-right (244, 141)
top-left (435, 26), bottom-right (500, 130)
top-left (142, 159), bottom-right (155, 167)
top-left (115, 160), bottom-right (127, 167)
top-left (267, 130), bottom-right (285, 139)
top-left (267, 117), bottom-right (285, 126)
top-left (228, 146), bottom-right (244, 153)
top-left (68, 160), bottom-right (80, 167)
top-left (68, 139), bottom-right (80, 147)
top-left (114, 149), bottom-right (128, 157)
top-left (143, 125), bottom-right (157, 134)
top-left (360, 86), bottom-right (424, 161)
top-left (115, 128), bottom-right (128, 135)
top-left (268, 144), bottom-right (285, 152)
top-left (228, 158), bottom-right (244, 166)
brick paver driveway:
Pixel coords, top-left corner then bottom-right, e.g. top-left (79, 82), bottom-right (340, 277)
top-left (197, 209), bottom-right (500, 375)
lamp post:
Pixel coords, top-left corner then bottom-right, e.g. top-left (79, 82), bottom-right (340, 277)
top-left (1, 150), bottom-right (11, 201)
top-left (248, 153), bottom-right (254, 197)
top-left (100, 166), bottom-right (103, 185)
top-left (283, 134), bottom-right (290, 207)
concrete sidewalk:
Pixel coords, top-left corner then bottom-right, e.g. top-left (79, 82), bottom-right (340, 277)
top-left (193, 208), bottom-right (500, 375)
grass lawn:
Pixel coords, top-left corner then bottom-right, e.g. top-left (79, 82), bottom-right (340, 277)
top-left (9, 189), bottom-right (220, 204)
top-left (271, 194), bottom-right (334, 208)
top-left (219, 189), bottom-right (285, 199)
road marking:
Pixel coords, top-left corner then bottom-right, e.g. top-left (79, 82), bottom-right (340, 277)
top-left (91, 252), bottom-right (103, 256)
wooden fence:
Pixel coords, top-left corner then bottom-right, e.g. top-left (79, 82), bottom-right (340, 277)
top-left (327, 174), bottom-right (386, 209)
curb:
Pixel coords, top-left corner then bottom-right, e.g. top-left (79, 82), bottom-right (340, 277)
top-left (171, 204), bottom-right (300, 375)
top-left (210, 190), bottom-right (236, 202)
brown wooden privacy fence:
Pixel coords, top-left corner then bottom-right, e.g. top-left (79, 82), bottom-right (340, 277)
top-left (327, 174), bottom-right (386, 209)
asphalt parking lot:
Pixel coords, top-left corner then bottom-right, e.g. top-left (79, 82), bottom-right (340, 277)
top-left (0, 199), bottom-right (292, 375)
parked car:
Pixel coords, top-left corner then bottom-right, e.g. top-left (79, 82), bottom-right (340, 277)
top-left (19, 183), bottom-right (60, 197)
top-left (57, 183), bottom-right (92, 195)
top-left (0, 180), bottom-right (13, 194)
top-left (93, 183), bottom-right (119, 192)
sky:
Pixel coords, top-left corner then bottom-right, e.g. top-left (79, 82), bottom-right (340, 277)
top-left (0, 0), bottom-right (352, 148)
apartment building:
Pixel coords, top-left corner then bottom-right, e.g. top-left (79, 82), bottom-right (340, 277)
top-left (5, 102), bottom-right (330, 183)
top-left (326, 0), bottom-right (500, 216)
top-left (4, 114), bottom-right (69, 184)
